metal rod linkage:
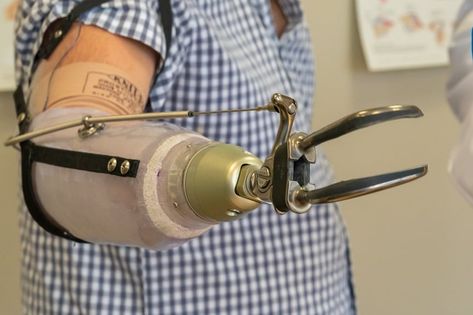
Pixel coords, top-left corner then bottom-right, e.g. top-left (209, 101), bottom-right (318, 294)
top-left (4, 105), bottom-right (274, 147)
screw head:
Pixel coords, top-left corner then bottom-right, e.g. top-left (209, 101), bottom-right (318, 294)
top-left (288, 103), bottom-right (297, 114)
top-left (272, 93), bottom-right (282, 103)
top-left (120, 160), bottom-right (131, 175)
top-left (54, 29), bottom-right (63, 39)
top-left (17, 112), bottom-right (26, 123)
top-left (226, 209), bottom-right (241, 218)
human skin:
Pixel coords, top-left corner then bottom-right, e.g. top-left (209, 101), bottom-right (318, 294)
top-left (271, 0), bottom-right (288, 37)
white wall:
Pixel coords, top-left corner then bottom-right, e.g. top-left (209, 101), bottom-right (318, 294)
top-left (0, 92), bottom-right (21, 314)
top-left (1, 1), bottom-right (473, 314)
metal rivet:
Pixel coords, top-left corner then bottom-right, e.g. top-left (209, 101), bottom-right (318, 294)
top-left (54, 29), bottom-right (63, 39)
top-left (17, 112), bottom-right (26, 123)
top-left (288, 103), bottom-right (297, 114)
top-left (120, 160), bottom-right (131, 175)
top-left (107, 158), bottom-right (117, 172)
top-left (272, 93), bottom-right (282, 103)
top-left (226, 209), bottom-right (241, 218)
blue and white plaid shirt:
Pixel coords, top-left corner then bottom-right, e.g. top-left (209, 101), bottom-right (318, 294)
top-left (15, 0), bottom-right (356, 314)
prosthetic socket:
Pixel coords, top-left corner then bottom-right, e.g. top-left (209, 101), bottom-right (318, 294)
top-left (6, 93), bottom-right (427, 249)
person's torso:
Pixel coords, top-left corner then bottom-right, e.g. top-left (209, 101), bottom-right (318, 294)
top-left (15, 1), bottom-right (355, 314)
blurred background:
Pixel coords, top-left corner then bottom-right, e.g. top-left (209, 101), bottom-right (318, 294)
top-left (1, 0), bottom-right (473, 314)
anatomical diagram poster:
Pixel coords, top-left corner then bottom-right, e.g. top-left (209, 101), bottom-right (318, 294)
top-left (356, 0), bottom-right (463, 71)
top-left (0, 0), bottom-right (17, 91)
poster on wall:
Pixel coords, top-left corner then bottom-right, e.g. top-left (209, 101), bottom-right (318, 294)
top-left (0, 0), bottom-right (17, 91)
top-left (356, 0), bottom-right (463, 72)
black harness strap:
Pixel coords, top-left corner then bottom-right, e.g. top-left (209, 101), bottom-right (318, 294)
top-left (35, 0), bottom-right (112, 63)
top-left (15, 0), bottom-right (174, 242)
top-left (160, 0), bottom-right (173, 55)
top-left (21, 142), bottom-right (83, 242)
top-left (29, 142), bottom-right (140, 178)
top-left (14, 85), bottom-right (29, 134)
top-left (145, 0), bottom-right (174, 112)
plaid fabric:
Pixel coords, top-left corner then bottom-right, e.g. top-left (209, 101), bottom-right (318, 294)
top-left (15, 0), bottom-right (356, 314)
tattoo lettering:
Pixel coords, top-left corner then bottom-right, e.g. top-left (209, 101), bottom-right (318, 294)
top-left (83, 72), bottom-right (145, 112)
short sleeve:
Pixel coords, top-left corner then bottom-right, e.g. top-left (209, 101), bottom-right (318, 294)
top-left (15, 0), bottom-right (166, 91)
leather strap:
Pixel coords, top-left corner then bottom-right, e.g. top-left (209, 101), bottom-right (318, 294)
top-left (14, 85), bottom-right (29, 134)
top-left (36, 0), bottom-right (112, 62)
top-left (19, 140), bottom-right (140, 243)
top-left (145, 0), bottom-right (174, 111)
top-left (32, 0), bottom-right (111, 75)
top-left (21, 141), bottom-right (86, 242)
top-left (160, 0), bottom-right (173, 57)
top-left (30, 142), bottom-right (140, 178)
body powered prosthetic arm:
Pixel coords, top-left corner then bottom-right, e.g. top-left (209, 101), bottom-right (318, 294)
top-left (6, 0), bottom-right (426, 249)
top-left (6, 91), bottom-right (428, 249)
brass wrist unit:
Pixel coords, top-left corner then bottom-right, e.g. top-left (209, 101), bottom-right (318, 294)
top-left (183, 143), bottom-right (263, 222)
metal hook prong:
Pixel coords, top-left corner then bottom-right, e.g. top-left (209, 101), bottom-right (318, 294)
top-left (295, 165), bottom-right (428, 205)
top-left (298, 105), bottom-right (423, 152)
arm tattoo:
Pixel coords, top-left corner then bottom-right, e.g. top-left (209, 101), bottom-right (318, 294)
top-left (83, 71), bottom-right (145, 113)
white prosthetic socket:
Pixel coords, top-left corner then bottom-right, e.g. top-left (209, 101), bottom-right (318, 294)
top-left (30, 108), bottom-right (215, 249)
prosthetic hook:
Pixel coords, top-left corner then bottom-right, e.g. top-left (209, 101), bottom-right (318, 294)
top-left (236, 94), bottom-right (428, 214)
